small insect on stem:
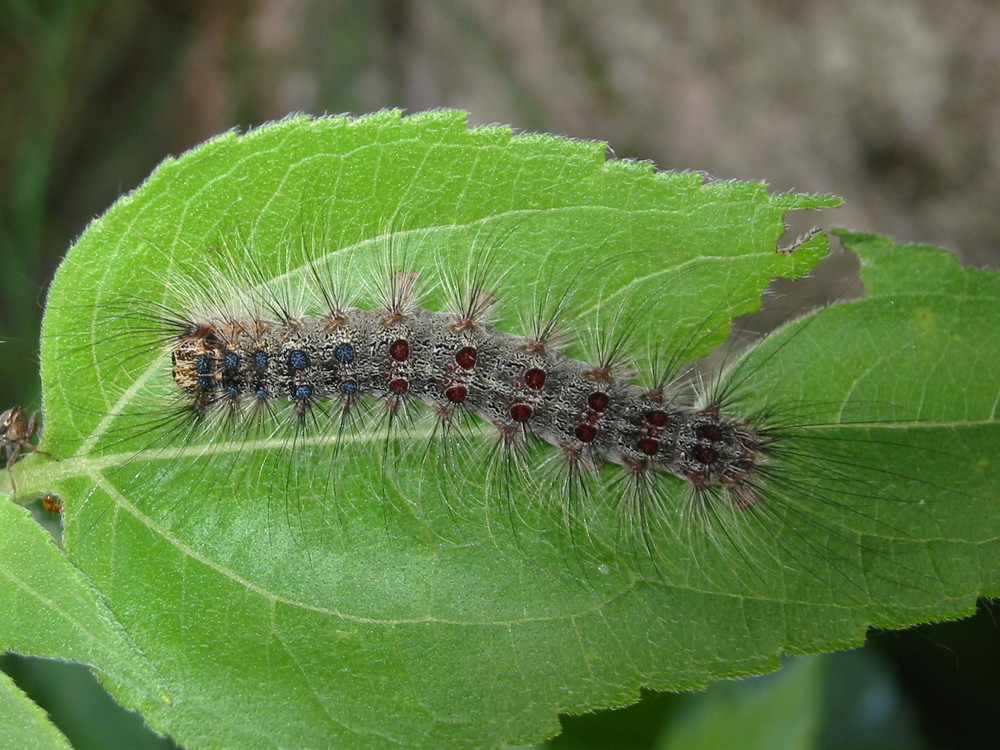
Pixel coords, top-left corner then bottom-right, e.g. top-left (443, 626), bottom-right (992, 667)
top-left (42, 492), bottom-right (63, 516)
top-left (1, 405), bottom-right (50, 493)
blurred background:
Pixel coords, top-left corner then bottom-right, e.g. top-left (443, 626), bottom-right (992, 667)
top-left (1, 1), bottom-right (998, 748)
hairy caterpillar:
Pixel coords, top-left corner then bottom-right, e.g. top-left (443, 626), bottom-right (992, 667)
top-left (158, 247), bottom-right (767, 513)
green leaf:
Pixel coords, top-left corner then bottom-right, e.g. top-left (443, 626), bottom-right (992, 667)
top-left (6, 112), bottom-right (996, 749)
top-left (0, 668), bottom-right (72, 750)
top-left (0, 499), bottom-right (167, 708)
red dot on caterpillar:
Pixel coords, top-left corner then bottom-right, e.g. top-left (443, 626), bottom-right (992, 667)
top-left (455, 346), bottom-right (477, 370)
top-left (389, 339), bottom-right (410, 362)
top-left (637, 437), bottom-right (660, 456)
top-left (644, 410), bottom-right (668, 428)
top-left (445, 385), bottom-right (468, 403)
top-left (696, 423), bottom-right (723, 442)
top-left (523, 368), bottom-right (546, 390)
top-left (509, 404), bottom-right (533, 423)
top-left (693, 445), bottom-right (718, 464)
top-left (587, 392), bottom-right (609, 412)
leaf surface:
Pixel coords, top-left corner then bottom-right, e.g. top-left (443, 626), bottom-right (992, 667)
top-left (6, 112), bottom-right (996, 749)
top-left (0, 499), bottom-right (167, 730)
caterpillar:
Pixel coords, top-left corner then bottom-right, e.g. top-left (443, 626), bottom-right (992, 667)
top-left (161, 253), bottom-right (767, 513)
